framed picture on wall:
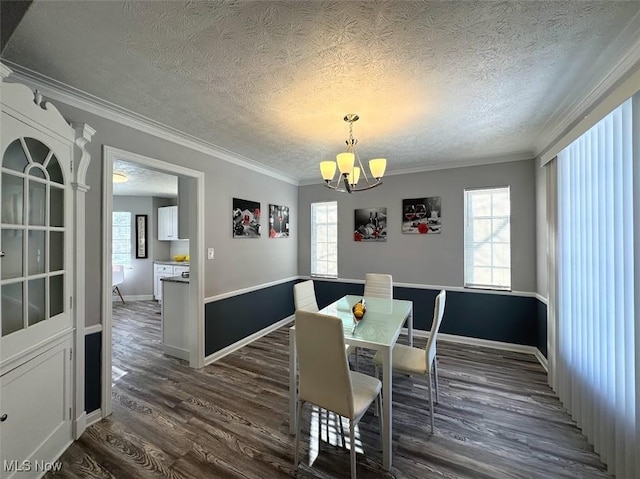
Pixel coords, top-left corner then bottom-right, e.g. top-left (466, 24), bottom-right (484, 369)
top-left (354, 207), bottom-right (387, 242)
top-left (233, 198), bottom-right (261, 238)
top-left (402, 197), bottom-right (441, 234)
top-left (269, 204), bottom-right (289, 238)
top-left (135, 214), bottom-right (148, 258)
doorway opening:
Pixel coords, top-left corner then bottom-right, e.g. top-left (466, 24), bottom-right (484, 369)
top-left (101, 146), bottom-right (205, 418)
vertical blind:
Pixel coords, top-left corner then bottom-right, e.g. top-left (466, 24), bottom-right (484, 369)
top-left (557, 97), bottom-right (636, 477)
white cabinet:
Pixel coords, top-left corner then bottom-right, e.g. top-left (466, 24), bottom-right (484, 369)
top-left (161, 280), bottom-right (189, 360)
top-left (158, 206), bottom-right (178, 240)
top-left (1, 338), bottom-right (73, 479)
top-left (154, 263), bottom-right (189, 300)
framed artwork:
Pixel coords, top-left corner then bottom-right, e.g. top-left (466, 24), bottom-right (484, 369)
top-left (354, 207), bottom-right (387, 242)
top-left (135, 214), bottom-right (148, 258)
top-left (269, 204), bottom-right (290, 238)
top-left (233, 198), bottom-right (261, 238)
top-left (402, 197), bottom-right (441, 234)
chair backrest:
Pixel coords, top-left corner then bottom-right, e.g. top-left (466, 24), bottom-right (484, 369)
top-left (112, 264), bottom-right (124, 287)
top-left (295, 310), bottom-right (353, 418)
top-left (363, 273), bottom-right (393, 299)
top-left (425, 289), bottom-right (446, 365)
top-left (293, 280), bottom-right (319, 312)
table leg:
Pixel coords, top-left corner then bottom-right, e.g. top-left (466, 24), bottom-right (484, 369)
top-left (289, 326), bottom-right (297, 434)
top-left (382, 346), bottom-right (392, 470)
top-left (408, 305), bottom-right (414, 347)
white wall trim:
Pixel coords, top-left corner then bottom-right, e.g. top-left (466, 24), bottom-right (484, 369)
top-left (205, 275), bottom-right (541, 305)
top-left (204, 315), bottom-right (295, 365)
top-left (4, 61), bottom-right (299, 186)
top-left (535, 293), bottom-right (548, 305)
top-left (298, 153), bottom-right (535, 186)
top-left (85, 409), bottom-right (103, 427)
top-left (85, 324), bottom-right (102, 336)
top-left (205, 276), bottom-right (299, 303)
top-left (72, 412), bottom-right (86, 440)
top-left (408, 328), bottom-right (548, 370)
top-left (115, 294), bottom-right (154, 302)
top-left (305, 275), bottom-right (539, 299)
top-left (535, 349), bottom-right (549, 373)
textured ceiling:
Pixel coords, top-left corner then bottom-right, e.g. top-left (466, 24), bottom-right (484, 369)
top-left (113, 160), bottom-right (177, 198)
top-left (3, 1), bottom-right (640, 183)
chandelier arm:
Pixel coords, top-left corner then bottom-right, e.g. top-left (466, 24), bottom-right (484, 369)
top-left (353, 148), bottom-right (373, 186)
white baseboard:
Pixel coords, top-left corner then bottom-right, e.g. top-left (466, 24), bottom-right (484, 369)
top-left (86, 409), bottom-right (103, 427)
top-left (113, 294), bottom-right (154, 302)
top-left (404, 327), bottom-right (549, 369)
top-left (535, 349), bottom-right (549, 372)
top-left (163, 344), bottom-right (189, 361)
top-left (73, 412), bottom-right (86, 440)
top-left (205, 315), bottom-right (295, 365)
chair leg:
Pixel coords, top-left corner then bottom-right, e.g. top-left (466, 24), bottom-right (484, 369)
top-left (350, 420), bottom-right (356, 479)
top-left (113, 286), bottom-right (125, 304)
top-left (434, 359), bottom-right (439, 404)
top-left (373, 365), bottom-right (380, 417)
top-left (338, 414), bottom-right (346, 448)
top-left (294, 400), bottom-right (304, 471)
top-left (376, 393), bottom-right (383, 448)
top-left (427, 369), bottom-right (434, 434)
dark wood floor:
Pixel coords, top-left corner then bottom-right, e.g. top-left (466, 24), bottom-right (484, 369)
top-left (47, 300), bottom-right (612, 478)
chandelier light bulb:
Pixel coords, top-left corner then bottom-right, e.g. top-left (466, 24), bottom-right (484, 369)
top-left (320, 161), bottom-right (337, 181)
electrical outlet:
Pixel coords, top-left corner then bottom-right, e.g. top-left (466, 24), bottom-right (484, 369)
top-left (208, 248), bottom-right (214, 260)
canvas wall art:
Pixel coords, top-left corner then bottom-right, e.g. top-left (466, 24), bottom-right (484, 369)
top-left (269, 204), bottom-right (290, 238)
top-left (354, 207), bottom-right (387, 242)
top-left (402, 197), bottom-right (441, 234)
top-left (233, 198), bottom-right (261, 238)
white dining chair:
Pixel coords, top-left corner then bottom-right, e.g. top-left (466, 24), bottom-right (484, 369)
top-left (294, 280), bottom-right (356, 360)
top-left (294, 310), bottom-right (382, 479)
top-left (364, 273), bottom-right (393, 299)
top-left (373, 289), bottom-right (446, 433)
top-left (112, 264), bottom-right (125, 304)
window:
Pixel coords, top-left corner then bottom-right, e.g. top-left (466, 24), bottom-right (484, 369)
top-left (464, 187), bottom-right (511, 290)
top-left (112, 211), bottom-right (132, 267)
top-left (311, 201), bottom-right (337, 277)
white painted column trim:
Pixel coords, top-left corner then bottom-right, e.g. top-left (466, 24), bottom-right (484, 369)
top-left (71, 122), bottom-right (94, 440)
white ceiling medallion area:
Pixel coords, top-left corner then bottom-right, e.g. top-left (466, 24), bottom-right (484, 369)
top-left (3, 1), bottom-right (640, 185)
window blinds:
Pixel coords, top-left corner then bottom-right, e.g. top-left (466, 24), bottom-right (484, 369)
top-left (557, 97), bottom-right (636, 477)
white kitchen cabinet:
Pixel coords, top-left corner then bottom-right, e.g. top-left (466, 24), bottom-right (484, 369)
top-left (154, 263), bottom-right (189, 300)
top-left (158, 205), bottom-right (178, 240)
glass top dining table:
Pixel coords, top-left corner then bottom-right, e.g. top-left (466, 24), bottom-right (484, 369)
top-left (289, 294), bottom-right (413, 471)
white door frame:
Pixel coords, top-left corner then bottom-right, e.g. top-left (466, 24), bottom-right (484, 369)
top-left (101, 146), bottom-right (205, 417)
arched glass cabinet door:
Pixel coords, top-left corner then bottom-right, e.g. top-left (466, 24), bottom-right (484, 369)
top-left (1, 136), bottom-right (69, 348)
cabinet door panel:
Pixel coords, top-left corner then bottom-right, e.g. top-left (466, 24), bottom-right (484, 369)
top-left (0, 339), bottom-right (72, 477)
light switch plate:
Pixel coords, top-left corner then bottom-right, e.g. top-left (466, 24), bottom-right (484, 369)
top-left (207, 248), bottom-right (214, 260)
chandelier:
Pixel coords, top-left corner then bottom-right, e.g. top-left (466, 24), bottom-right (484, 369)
top-left (320, 114), bottom-right (387, 193)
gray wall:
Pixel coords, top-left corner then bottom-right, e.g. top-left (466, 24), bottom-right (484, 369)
top-left (52, 102), bottom-right (298, 327)
top-left (298, 159), bottom-right (537, 292)
top-left (112, 195), bottom-right (174, 297)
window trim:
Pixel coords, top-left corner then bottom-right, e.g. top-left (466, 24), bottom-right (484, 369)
top-left (310, 201), bottom-right (338, 279)
top-left (463, 186), bottom-right (511, 291)
top-left (112, 211), bottom-right (132, 267)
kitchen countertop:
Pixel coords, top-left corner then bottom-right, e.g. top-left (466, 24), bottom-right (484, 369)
top-left (155, 261), bottom-right (190, 266)
top-left (161, 275), bottom-right (189, 284)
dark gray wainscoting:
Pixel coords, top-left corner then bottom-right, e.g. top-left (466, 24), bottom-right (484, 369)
top-left (204, 280), bottom-right (298, 356)
top-left (85, 332), bottom-right (102, 413)
top-left (314, 280), bottom-right (541, 349)
top-left (201, 278), bottom-right (548, 359)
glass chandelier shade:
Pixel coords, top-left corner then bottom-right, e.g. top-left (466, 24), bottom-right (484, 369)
top-left (320, 114), bottom-right (386, 193)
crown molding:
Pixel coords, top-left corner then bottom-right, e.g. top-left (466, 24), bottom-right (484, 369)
top-left (2, 61), bottom-right (300, 186)
top-left (533, 10), bottom-right (640, 159)
top-left (297, 151), bottom-right (535, 186)
top-left (0, 63), bottom-right (13, 79)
